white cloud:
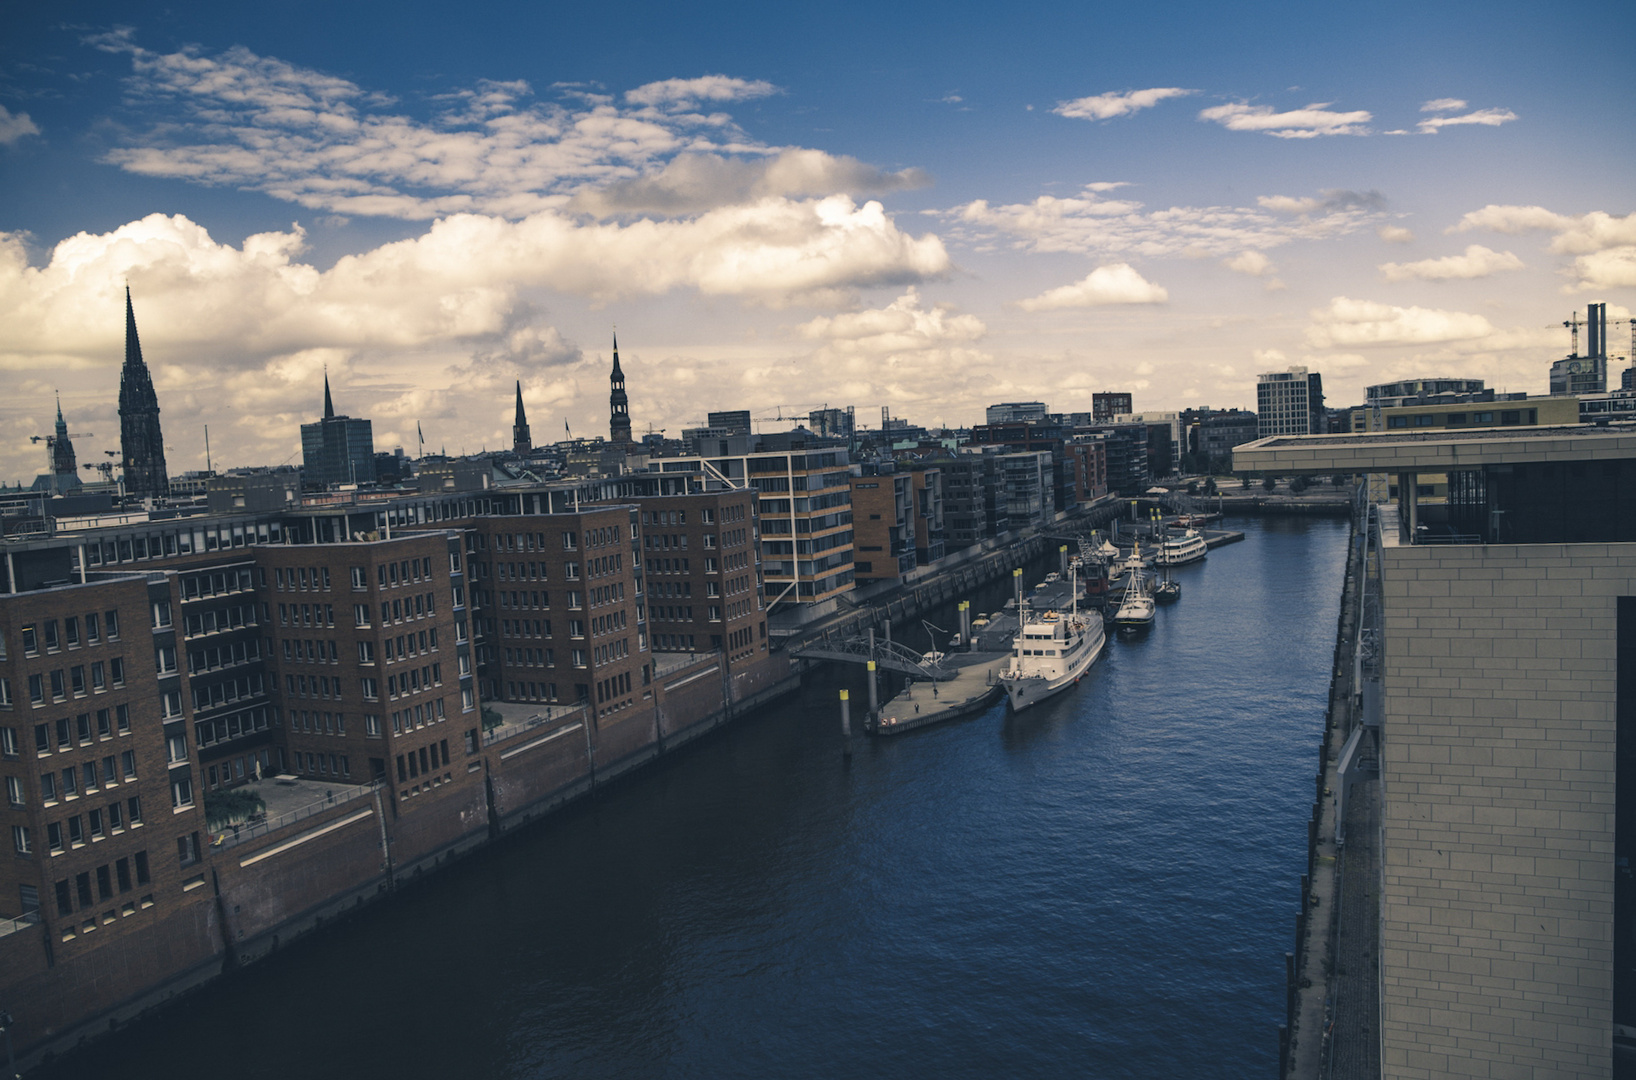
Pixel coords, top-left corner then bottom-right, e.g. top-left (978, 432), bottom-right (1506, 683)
top-left (1417, 107), bottom-right (1517, 133)
top-left (0, 105), bottom-right (40, 146)
top-left (1379, 244), bottom-right (1524, 282)
top-left (942, 186), bottom-right (1387, 259)
top-left (1198, 101), bottom-right (1371, 138)
top-left (91, 37), bottom-right (895, 223)
top-left (623, 75), bottom-right (778, 109)
top-left (1224, 251), bottom-right (1274, 276)
top-left (570, 149), bottom-right (930, 216)
top-left (1377, 225), bottom-right (1415, 244)
top-left (1054, 87), bottom-right (1193, 121)
top-left (1017, 264), bottom-right (1168, 311)
top-left (1420, 98), bottom-right (1467, 112)
top-left (1450, 205), bottom-right (1636, 290)
top-left (1305, 297), bottom-right (1494, 348)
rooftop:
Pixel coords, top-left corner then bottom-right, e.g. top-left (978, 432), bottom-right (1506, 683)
top-left (1234, 422), bottom-right (1636, 474)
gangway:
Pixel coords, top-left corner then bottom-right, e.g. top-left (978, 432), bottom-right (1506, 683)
top-left (791, 634), bottom-right (958, 681)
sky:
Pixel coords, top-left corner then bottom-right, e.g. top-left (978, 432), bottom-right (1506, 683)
top-left (2, 0), bottom-right (1633, 481)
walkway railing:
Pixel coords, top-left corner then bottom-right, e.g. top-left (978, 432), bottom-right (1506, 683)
top-left (0, 911), bottom-right (39, 940)
top-left (210, 781), bottom-right (382, 851)
top-left (485, 705), bottom-right (589, 747)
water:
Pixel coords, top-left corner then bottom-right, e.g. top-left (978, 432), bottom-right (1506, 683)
top-left (47, 516), bottom-right (1348, 1079)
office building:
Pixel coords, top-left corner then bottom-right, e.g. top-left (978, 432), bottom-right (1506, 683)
top-left (1236, 423), bottom-right (1636, 1080)
top-left (1256, 367), bottom-right (1326, 438)
top-left (1091, 392), bottom-right (1133, 424)
top-left (985, 402), bottom-right (1048, 425)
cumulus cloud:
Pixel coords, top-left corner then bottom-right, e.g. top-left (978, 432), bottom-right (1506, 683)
top-left (1451, 204), bottom-right (1636, 291)
top-left (1417, 107), bottom-right (1517, 133)
top-left (941, 185), bottom-right (1387, 259)
top-left (89, 36), bottom-right (896, 222)
top-left (1378, 225), bottom-right (1415, 244)
top-left (0, 105), bottom-right (40, 146)
top-left (1379, 244), bottom-right (1524, 282)
top-left (1304, 297), bottom-right (1494, 348)
top-left (571, 149), bottom-right (930, 216)
top-left (1017, 264), bottom-right (1168, 311)
top-left (1054, 87), bottom-right (1193, 121)
top-left (1198, 101), bottom-right (1371, 138)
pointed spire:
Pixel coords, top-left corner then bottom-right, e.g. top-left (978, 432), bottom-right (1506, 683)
top-left (323, 368), bottom-right (335, 419)
top-left (611, 330), bottom-right (624, 379)
top-left (124, 286), bottom-right (145, 374)
top-left (514, 380), bottom-right (527, 424)
top-left (55, 392), bottom-right (64, 426)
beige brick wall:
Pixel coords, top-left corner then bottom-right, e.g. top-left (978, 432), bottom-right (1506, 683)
top-left (1379, 537), bottom-right (1630, 1079)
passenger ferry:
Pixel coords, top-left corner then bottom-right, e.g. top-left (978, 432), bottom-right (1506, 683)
top-left (1153, 528), bottom-right (1208, 567)
top-left (1000, 570), bottom-right (1106, 712)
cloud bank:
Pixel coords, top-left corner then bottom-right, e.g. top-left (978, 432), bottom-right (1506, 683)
top-left (1054, 88), bottom-right (1193, 121)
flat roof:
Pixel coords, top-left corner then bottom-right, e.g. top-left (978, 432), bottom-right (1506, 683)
top-left (1233, 422), bottom-right (1636, 474)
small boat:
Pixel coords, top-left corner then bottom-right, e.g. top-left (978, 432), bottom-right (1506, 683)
top-left (1154, 529), bottom-right (1208, 567)
top-left (1113, 571), bottom-right (1156, 632)
top-left (1154, 578), bottom-right (1181, 603)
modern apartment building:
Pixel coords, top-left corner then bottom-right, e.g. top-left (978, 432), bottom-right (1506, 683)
top-left (849, 469), bottom-right (916, 583)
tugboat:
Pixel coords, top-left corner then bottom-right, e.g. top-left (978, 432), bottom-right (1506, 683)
top-left (1000, 565), bottom-right (1106, 712)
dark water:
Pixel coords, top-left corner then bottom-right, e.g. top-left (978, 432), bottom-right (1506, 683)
top-left (49, 516), bottom-right (1348, 1080)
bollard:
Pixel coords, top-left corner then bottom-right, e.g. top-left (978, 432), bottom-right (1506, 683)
top-left (1285, 951), bottom-right (1295, 986)
top-left (1300, 873), bottom-right (1309, 907)
top-left (840, 689), bottom-right (852, 757)
top-left (1279, 1024), bottom-right (1290, 1077)
top-left (1059, 544), bottom-right (1069, 577)
top-left (867, 660), bottom-right (878, 722)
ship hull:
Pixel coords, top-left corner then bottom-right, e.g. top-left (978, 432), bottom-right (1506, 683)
top-left (1003, 628), bottom-right (1105, 712)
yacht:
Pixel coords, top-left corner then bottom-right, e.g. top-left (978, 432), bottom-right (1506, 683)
top-left (1000, 569), bottom-right (1106, 712)
top-left (1154, 528), bottom-right (1208, 567)
top-left (1113, 570), bottom-right (1156, 632)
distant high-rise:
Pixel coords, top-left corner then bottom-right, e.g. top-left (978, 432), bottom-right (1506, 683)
top-left (512, 381), bottom-right (532, 456)
top-left (609, 333), bottom-right (632, 446)
top-left (986, 401), bottom-right (1048, 425)
top-left (1256, 367), bottom-right (1325, 438)
top-left (707, 410), bottom-right (752, 436)
top-left (1549, 302), bottom-right (1609, 395)
top-left (119, 288), bottom-right (170, 499)
top-left (1091, 392), bottom-right (1133, 424)
top-left (301, 372), bottom-right (376, 488)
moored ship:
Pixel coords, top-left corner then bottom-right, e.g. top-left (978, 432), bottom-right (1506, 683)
top-left (1000, 568), bottom-right (1106, 712)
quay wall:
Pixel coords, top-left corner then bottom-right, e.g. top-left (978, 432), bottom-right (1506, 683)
top-left (7, 651), bottom-right (798, 1074)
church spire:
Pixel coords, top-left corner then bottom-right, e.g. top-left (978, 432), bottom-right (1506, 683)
top-left (323, 369), bottom-right (336, 419)
top-left (512, 380), bottom-right (532, 456)
top-left (609, 331), bottom-right (631, 446)
top-left (119, 288), bottom-right (169, 500)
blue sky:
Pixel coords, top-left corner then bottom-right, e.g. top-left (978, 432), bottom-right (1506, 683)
top-left (2, 0), bottom-right (1632, 477)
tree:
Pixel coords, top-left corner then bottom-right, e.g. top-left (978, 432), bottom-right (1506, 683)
top-left (1261, 475), bottom-right (1277, 492)
top-left (1203, 476), bottom-right (1218, 496)
top-left (1186, 480), bottom-right (1199, 496)
top-left (1239, 473), bottom-right (1252, 489)
top-left (1290, 475), bottom-right (1310, 494)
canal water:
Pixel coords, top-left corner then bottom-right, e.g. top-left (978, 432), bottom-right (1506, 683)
top-left (46, 516), bottom-right (1349, 1080)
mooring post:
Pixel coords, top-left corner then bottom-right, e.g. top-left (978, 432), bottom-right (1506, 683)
top-left (958, 600), bottom-right (971, 649)
top-left (840, 689), bottom-right (853, 756)
top-left (1059, 544), bottom-right (1068, 577)
top-left (867, 660), bottom-right (878, 722)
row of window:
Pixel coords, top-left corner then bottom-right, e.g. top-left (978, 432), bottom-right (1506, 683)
top-left (24, 708), bottom-right (133, 755)
top-left (195, 706), bottom-right (270, 748)
top-left (13, 611), bottom-right (121, 657)
top-left (180, 567), bottom-right (254, 601)
top-left (52, 850), bottom-right (151, 916)
top-left (274, 566), bottom-right (332, 592)
top-left (390, 699), bottom-right (445, 733)
top-left (183, 603), bottom-right (259, 638)
top-left (34, 751), bottom-right (139, 803)
top-left (396, 740), bottom-right (450, 783)
top-left (193, 673), bottom-right (265, 713)
top-left (17, 797), bottom-right (144, 856)
top-left (17, 658), bottom-right (127, 706)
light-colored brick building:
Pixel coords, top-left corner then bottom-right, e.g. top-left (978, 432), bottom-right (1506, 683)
top-left (1237, 423), bottom-right (1636, 1079)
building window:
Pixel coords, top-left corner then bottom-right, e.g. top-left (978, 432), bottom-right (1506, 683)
top-left (178, 832), bottom-right (200, 867)
top-left (11, 825), bottom-right (29, 854)
top-left (170, 776), bottom-right (194, 809)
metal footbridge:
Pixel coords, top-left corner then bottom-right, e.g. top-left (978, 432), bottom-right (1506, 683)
top-left (791, 635), bottom-right (958, 681)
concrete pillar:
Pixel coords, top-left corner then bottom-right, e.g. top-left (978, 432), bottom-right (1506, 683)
top-left (866, 660), bottom-right (878, 721)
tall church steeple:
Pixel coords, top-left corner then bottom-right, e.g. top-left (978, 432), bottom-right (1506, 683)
top-left (51, 394), bottom-right (77, 477)
top-left (119, 288), bottom-right (169, 499)
top-left (512, 380), bottom-right (532, 456)
top-left (323, 369), bottom-right (336, 419)
top-left (609, 332), bottom-right (632, 446)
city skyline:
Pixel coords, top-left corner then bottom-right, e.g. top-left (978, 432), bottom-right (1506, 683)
top-left (2, 0), bottom-right (1632, 481)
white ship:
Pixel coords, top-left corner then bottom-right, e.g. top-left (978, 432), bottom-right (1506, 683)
top-left (1000, 568), bottom-right (1106, 712)
top-left (1153, 528), bottom-right (1208, 567)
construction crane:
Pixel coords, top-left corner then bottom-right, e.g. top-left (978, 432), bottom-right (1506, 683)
top-left (30, 428), bottom-right (93, 470)
top-left (1556, 311), bottom-right (1582, 355)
